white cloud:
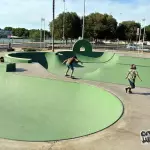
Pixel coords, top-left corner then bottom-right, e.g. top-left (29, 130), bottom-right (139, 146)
top-left (0, 0), bottom-right (149, 30)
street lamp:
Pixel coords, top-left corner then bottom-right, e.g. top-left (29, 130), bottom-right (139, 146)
top-left (139, 21), bottom-right (142, 44)
top-left (117, 13), bottom-right (122, 49)
top-left (40, 18), bottom-right (42, 48)
top-left (63, 0), bottom-right (65, 44)
top-left (40, 18), bottom-right (45, 48)
top-left (43, 18), bottom-right (46, 48)
top-left (52, 0), bottom-right (55, 52)
top-left (82, 0), bottom-right (86, 39)
top-left (142, 18), bottom-right (146, 49)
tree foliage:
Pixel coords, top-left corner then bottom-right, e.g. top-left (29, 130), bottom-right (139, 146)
top-left (84, 13), bottom-right (117, 40)
top-left (117, 21), bottom-right (140, 41)
top-left (3, 11), bottom-right (150, 42)
top-left (29, 29), bottom-right (50, 41)
top-left (145, 25), bottom-right (150, 40)
top-left (29, 29), bottom-right (40, 41)
top-left (2, 27), bottom-right (50, 41)
top-left (50, 12), bottom-right (81, 41)
top-left (4, 27), bottom-right (13, 31)
top-left (12, 28), bottom-right (29, 38)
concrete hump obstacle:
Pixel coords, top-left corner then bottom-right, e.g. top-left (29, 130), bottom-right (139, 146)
top-left (73, 39), bottom-right (92, 53)
top-left (0, 62), bottom-right (16, 72)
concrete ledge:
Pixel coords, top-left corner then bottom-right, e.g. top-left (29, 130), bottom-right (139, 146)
top-left (4, 53), bottom-right (32, 63)
top-left (0, 62), bottom-right (16, 72)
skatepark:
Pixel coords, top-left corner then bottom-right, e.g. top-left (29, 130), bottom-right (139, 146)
top-left (0, 39), bottom-right (150, 149)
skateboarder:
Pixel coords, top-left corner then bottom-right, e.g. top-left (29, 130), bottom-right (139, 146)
top-left (62, 56), bottom-right (83, 78)
top-left (125, 64), bottom-right (142, 93)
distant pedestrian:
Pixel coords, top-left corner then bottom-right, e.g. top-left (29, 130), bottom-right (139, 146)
top-left (8, 42), bottom-right (11, 48)
top-left (0, 57), bottom-right (4, 63)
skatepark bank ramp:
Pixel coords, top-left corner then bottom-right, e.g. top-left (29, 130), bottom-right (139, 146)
top-left (4, 39), bottom-right (150, 88)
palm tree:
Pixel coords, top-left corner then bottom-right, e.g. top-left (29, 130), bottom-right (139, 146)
top-left (52, 0), bottom-right (55, 52)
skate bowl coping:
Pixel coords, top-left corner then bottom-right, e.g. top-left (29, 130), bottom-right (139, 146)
top-left (5, 53), bottom-right (32, 63)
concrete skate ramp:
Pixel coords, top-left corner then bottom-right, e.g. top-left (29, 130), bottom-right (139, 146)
top-left (46, 51), bottom-right (150, 88)
top-left (0, 73), bottom-right (123, 141)
top-left (5, 51), bottom-right (150, 88)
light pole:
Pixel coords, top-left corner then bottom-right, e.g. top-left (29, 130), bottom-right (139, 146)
top-left (63, 0), bottom-right (65, 44)
top-left (117, 12), bottom-right (122, 49)
top-left (40, 18), bottom-right (42, 48)
top-left (142, 18), bottom-right (146, 49)
top-left (82, 0), bottom-right (85, 39)
top-left (52, 0), bottom-right (55, 52)
top-left (43, 18), bottom-right (45, 48)
top-left (138, 22), bottom-right (142, 54)
top-left (40, 18), bottom-right (45, 48)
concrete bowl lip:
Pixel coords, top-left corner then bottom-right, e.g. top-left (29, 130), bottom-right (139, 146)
top-left (5, 53), bottom-right (31, 62)
top-left (0, 72), bottom-right (124, 142)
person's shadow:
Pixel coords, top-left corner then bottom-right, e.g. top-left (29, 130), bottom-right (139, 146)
top-left (15, 68), bottom-right (27, 72)
top-left (71, 76), bottom-right (81, 80)
top-left (132, 92), bottom-right (150, 96)
top-left (65, 76), bottom-right (81, 80)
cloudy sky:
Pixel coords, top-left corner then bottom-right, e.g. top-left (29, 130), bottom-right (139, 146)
top-left (0, 0), bottom-right (149, 30)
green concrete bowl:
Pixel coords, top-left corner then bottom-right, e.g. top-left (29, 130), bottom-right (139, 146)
top-left (0, 74), bottom-right (123, 142)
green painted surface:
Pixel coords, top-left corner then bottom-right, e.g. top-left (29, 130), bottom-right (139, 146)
top-left (0, 73), bottom-right (123, 141)
top-left (5, 51), bottom-right (150, 88)
top-left (46, 51), bottom-right (150, 88)
top-left (73, 39), bottom-right (92, 53)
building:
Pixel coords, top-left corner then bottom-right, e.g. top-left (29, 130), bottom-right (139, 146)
top-left (0, 29), bottom-right (12, 38)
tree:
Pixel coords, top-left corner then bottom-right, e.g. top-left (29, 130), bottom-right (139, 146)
top-left (4, 27), bottom-right (13, 31)
top-left (29, 29), bottom-right (40, 41)
top-left (49, 12), bottom-right (82, 43)
top-left (117, 21), bottom-right (140, 42)
top-left (145, 25), bottom-right (150, 41)
top-left (12, 28), bottom-right (29, 38)
top-left (2, 26), bottom-right (50, 40)
top-left (84, 13), bottom-right (117, 41)
top-left (105, 14), bottom-right (117, 39)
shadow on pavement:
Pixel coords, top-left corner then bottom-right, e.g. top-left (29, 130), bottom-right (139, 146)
top-left (71, 77), bottom-right (81, 80)
top-left (132, 92), bottom-right (150, 96)
top-left (16, 68), bottom-right (27, 72)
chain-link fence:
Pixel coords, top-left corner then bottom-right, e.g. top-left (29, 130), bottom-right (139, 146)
top-left (0, 38), bottom-right (150, 52)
